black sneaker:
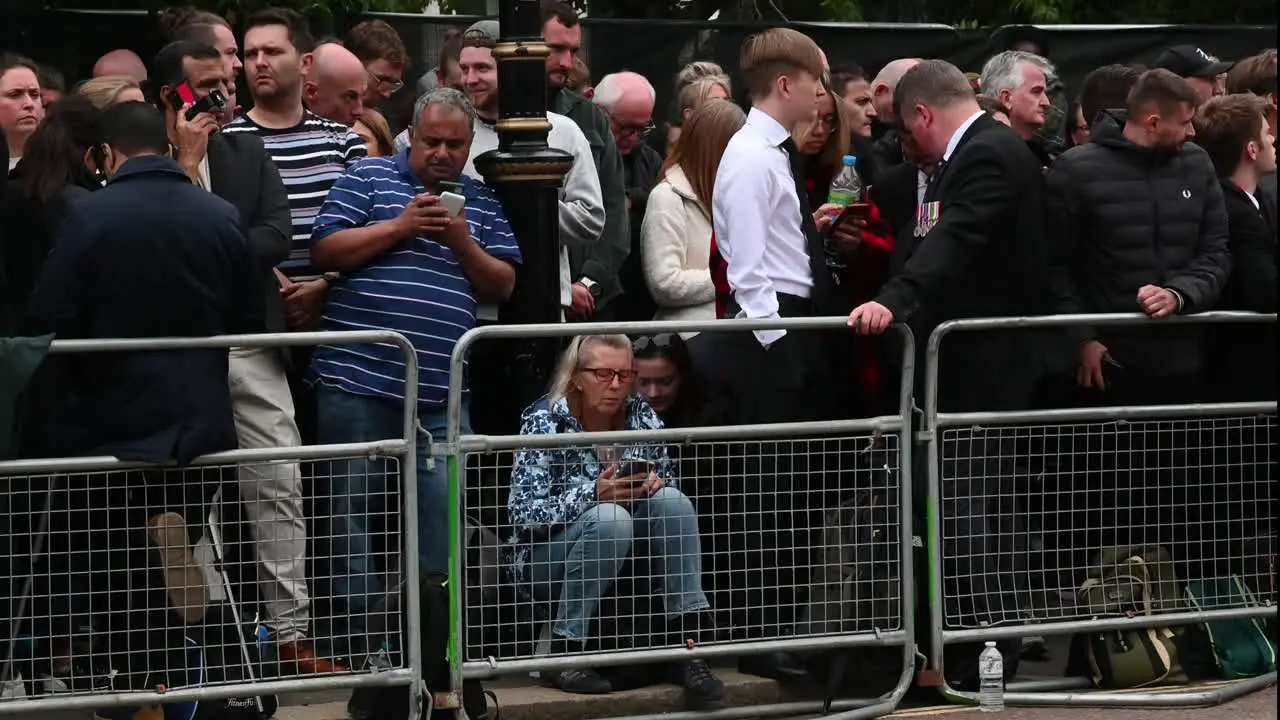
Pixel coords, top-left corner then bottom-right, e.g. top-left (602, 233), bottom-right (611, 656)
top-left (540, 666), bottom-right (612, 694)
top-left (669, 658), bottom-right (725, 710)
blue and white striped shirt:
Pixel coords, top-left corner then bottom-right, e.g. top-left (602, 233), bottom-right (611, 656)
top-left (309, 150), bottom-right (520, 408)
top-left (222, 110), bottom-right (366, 276)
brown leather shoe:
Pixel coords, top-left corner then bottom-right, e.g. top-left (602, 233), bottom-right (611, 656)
top-left (279, 640), bottom-right (346, 674)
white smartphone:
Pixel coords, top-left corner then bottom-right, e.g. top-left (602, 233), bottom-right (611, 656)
top-left (439, 191), bottom-right (466, 218)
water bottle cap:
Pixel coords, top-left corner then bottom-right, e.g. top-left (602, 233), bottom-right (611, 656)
top-left (843, 155), bottom-right (857, 166)
top-left (985, 641), bottom-right (996, 647)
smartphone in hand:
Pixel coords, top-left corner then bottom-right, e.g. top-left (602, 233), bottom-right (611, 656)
top-left (618, 459), bottom-right (655, 482)
top-left (830, 202), bottom-right (871, 234)
top-left (439, 191), bottom-right (466, 218)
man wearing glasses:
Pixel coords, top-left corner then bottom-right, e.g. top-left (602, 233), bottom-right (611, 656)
top-left (592, 72), bottom-right (664, 323)
top-left (344, 19), bottom-right (408, 109)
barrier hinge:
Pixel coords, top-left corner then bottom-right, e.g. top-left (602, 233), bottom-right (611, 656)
top-left (914, 430), bottom-right (934, 443)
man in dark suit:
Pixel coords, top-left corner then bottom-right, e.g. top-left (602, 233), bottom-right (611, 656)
top-left (1193, 93), bottom-right (1277, 401)
top-left (849, 59), bottom-right (1050, 413)
top-left (152, 40), bottom-right (292, 330)
top-left (847, 62), bottom-right (1049, 672)
top-left (152, 40), bottom-right (340, 673)
top-left (28, 100), bottom-right (263, 462)
top-left (26, 101), bottom-right (262, 683)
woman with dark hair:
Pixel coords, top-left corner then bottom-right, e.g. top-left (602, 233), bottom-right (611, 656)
top-left (1, 52), bottom-right (44, 172)
top-left (1, 96), bottom-right (103, 337)
top-left (632, 333), bottom-right (730, 430)
top-left (1, 96), bottom-right (102, 463)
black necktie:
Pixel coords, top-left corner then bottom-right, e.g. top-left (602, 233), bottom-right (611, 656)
top-left (780, 137), bottom-right (831, 308)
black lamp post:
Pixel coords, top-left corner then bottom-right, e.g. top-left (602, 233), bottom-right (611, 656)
top-left (472, 0), bottom-right (575, 434)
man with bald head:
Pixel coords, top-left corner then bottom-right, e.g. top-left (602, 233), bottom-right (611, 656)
top-left (303, 42), bottom-right (367, 126)
top-left (592, 71), bottom-right (663, 320)
top-left (870, 57), bottom-right (922, 168)
top-left (93, 49), bottom-right (148, 82)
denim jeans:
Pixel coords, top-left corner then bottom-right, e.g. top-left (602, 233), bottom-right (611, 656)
top-left (530, 486), bottom-right (710, 641)
top-left (315, 383), bottom-right (468, 638)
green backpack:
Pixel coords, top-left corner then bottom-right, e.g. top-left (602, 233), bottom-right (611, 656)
top-left (1185, 576), bottom-right (1277, 678)
top-left (1077, 546), bottom-right (1192, 688)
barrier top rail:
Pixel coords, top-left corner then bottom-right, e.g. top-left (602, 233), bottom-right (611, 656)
top-left (1, 330), bottom-right (419, 473)
top-left (924, 311), bottom-right (1277, 428)
top-left (444, 316), bottom-right (915, 445)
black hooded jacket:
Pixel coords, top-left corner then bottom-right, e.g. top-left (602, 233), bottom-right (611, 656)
top-left (1044, 112), bottom-right (1231, 376)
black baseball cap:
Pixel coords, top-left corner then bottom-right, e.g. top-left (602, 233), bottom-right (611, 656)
top-left (1153, 45), bottom-right (1234, 79)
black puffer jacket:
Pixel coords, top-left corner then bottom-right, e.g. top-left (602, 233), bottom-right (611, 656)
top-left (1045, 113), bottom-right (1231, 376)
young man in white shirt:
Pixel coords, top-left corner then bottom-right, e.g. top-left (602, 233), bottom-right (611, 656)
top-left (712, 27), bottom-right (830, 423)
top-left (709, 26), bottom-right (829, 681)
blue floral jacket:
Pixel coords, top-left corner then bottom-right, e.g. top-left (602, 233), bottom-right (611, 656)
top-left (504, 394), bottom-right (676, 588)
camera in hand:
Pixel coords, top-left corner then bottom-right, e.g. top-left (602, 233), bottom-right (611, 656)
top-left (168, 82), bottom-right (228, 121)
top-left (185, 89), bottom-right (227, 120)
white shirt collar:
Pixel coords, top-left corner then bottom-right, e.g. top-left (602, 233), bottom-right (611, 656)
top-left (943, 110), bottom-right (986, 162)
top-left (746, 107), bottom-right (792, 147)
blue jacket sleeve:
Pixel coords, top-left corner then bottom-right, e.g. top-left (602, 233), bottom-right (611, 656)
top-left (507, 411), bottom-right (598, 533)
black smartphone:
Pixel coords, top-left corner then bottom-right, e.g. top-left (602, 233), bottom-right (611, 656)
top-left (618, 459), bottom-right (654, 480)
top-left (437, 180), bottom-right (463, 195)
top-left (167, 82), bottom-right (227, 121)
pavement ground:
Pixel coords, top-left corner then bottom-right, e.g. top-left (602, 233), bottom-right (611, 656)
top-left (21, 634), bottom-right (1278, 719)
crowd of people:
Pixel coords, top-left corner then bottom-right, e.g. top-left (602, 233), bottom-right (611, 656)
top-left (0, 0), bottom-right (1275, 716)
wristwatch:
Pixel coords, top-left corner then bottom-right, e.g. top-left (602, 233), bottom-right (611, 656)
top-left (579, 277), bottom-right (601, 299)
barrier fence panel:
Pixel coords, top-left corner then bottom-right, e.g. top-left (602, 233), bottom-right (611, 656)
top-left (444, 318), bottom-right (916, 720)
top-left (0, 331), bottom-right (425, 720)
top-left (923, 312), bottom-right (1278, 708)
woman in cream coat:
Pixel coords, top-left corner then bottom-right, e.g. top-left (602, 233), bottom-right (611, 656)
top-left (641, 99), bottom-right (746, 334)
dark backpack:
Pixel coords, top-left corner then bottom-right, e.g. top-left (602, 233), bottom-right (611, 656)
top-left (794, 487), bottom-right (902, 709)
top-left (349, 565), bottom-right (494, 720)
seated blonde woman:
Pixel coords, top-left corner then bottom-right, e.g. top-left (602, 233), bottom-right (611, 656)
top-left (505, 334), bottom-right (723, 708)
top-left (75, 75), bottom-right (144, 109)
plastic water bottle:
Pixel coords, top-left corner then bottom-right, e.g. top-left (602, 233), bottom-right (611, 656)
top-left (827, 154), bottom-right (864, 207)
top-left (978, 641), bottom-right (1005, 712)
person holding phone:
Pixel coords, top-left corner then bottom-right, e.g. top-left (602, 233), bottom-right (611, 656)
top-left (308, 87), bottom-right (520, 661)
top-left (506, 334), bottom-right (725, 708)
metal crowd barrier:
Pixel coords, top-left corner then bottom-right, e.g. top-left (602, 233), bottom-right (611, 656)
top-left (0, 331), bottom-right (425, 720)
top-left (444, 317), bottom-right (917, 720)
top-left (923, 312), bottom-right (1278, 708)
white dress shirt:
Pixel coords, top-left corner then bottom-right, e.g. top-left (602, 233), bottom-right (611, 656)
top-left (943, 111), bottom-right (986, 163)
top-left (712, 107), bottom-right (812, 347)
top-left (463, 111), bottom-right (604, 320)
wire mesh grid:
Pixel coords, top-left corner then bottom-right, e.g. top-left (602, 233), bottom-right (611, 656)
top-left (937, 415), bottom-right (1276, 631)
top-left (0, 454), bottom-right (404, 705)
top-left (460, 431), bottom-right (902, 664)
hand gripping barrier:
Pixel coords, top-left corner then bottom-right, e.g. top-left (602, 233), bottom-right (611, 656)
top-left (922, 312), bottom-right (1277, 708)
top-left (444, 317), bottom-right (917, 720)
top-left (0, 331), bottom-right (425, 720)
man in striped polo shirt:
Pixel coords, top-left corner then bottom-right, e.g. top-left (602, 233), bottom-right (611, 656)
top-left (223, 8), bottom-right (366, 322)
top-left (309, 87), bottom-right (519, 658)
top-left (220, 8), bottom-right (364, 674)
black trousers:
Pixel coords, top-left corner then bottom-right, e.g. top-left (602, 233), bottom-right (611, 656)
top-left (2, 470), bottom-right (216, 689)
top-left (712, 295), bottom-right (834, 635)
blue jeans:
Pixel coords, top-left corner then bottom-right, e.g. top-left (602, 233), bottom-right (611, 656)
top-left (315, 383), bottom-right (468, 637)
top-left (530, 486), bottom-right (710, 641)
